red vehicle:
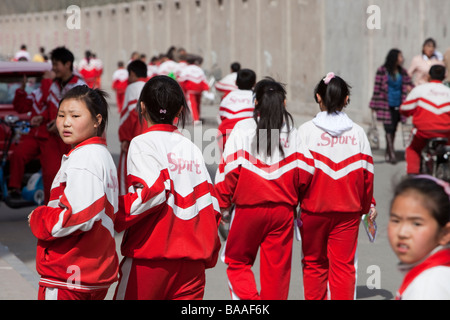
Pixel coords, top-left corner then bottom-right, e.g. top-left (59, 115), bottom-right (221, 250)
top-left (0, 61), bottom-right (51, 208)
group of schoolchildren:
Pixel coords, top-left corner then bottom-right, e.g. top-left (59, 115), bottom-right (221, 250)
top-left (9, 45), bottom-right (449, 300)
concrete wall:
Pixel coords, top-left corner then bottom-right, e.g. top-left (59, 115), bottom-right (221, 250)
top-left (0, 0), bottom-right (449, 124)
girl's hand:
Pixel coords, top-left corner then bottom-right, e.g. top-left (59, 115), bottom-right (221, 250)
top-left (368, 207), bottom-right (378, 221)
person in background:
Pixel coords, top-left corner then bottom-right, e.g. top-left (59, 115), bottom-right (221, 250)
top-left (216, 68), bottom-right (256, 154)
top-left (408, 38), bottom-right (444, 86)
top-left (14, 44), bottom-right (31, 61)
top-left (400, 65), bottom-right (450, 175)
top-left (215, 62), bottom-right (241, 100)
top-left (178, 54), bottom-right (210, 125)
top-left (112, 61), bottom-right (128, 113)
top-left (369, 49), bottom-right (414, 164)
top-left (117, 60), bottom-right (148, 196)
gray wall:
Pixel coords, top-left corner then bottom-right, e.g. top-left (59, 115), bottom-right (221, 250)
top-left (0, 0), bottom-right (449, 124)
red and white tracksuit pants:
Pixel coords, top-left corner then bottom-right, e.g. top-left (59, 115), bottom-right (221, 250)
top-left (114, 258), bottom-right (206, 300)
top-left (300, 211), bottom-right (361, 300)
top-left (405, 129), bottom-right (450, 174)
top-left (38, 286), bottom-right (108, 300)
top-left (222, 203), bottom-right (294, 300)
top-left (186, 91), bottom-right (202, 122)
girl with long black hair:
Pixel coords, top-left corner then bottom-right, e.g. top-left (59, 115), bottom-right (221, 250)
top-left (214, 77), bottom-right (314, 300)
top-left (369, 48), bottom-right (414, 164)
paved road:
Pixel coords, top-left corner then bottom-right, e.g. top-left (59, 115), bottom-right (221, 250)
top-left (0, 97), bottom-right (408, 300)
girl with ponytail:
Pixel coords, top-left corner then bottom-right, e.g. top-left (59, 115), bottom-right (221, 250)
top-left (214, 77), bottom-right (315, 300)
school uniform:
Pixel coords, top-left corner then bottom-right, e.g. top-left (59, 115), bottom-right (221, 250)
top-left (214, 118), bottom-right (315, 300)
top-left (215, 72), bottom-right (238, 99)
top-left (39, 75), bottom-right (86, 203)
top-left (13, 75), bottom-right (85, 203)
top-left (77, 58), bottom-right (98, 88)
top-left (396, 245), bottom-right (450, 300)
top-left (29, 137), bottom-right (119, 300)
top-left (118, 79), bottom-right (148, 196)
top-left (217, 89), bottom-right (254, 152)
top-left (112, 67), bottom-right (129, 112)
top-left (400, 80), bottom-right (450, 174)
top-left (114, 124), bottom-right (221, 300)
top-left (297, 111), bottom-right (374, 300)
top-left (9, 79), bottom-right (52, 192)
top-left (178, 65), bottom-right (210, 122)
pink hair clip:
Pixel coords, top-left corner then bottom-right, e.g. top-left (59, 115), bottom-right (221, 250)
top-left (323, 72), bottom-right (335, 85)
top-left (160, 109), bottom-right (167, 114)
top-left (415, 175), bottom-right (450, 198)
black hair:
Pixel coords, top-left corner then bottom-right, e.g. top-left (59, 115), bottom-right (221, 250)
top-left (392, 176), bottom-right (450, 228)
top-left (236, 69), bottom-right (256, 90)
top-left (429, 65), bottom-right (446, 81)
top-left (314, 75), bottom-right (351, 114)
top-left (127, 59), bottom-right (148, 78)
top-left (59, 85), bottom-right (109, 136)
top-left (231, 62), bottom-right (241, 73)
top-left (384, 49), bottom-right (404, 79)
top-left (423, 38), bottom-right (437, 50)
top-left (50, 46), bottom-right (75, 72)
top-left (253, 77), bottom-right (293, 158)
top-left (166, 46), bottom-right (177, 60)
top-left (137, 75), bottom-right (188, 127)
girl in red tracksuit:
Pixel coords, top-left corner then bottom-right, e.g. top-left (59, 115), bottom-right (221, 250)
top-left (298, 73), bottom-right (375, 300)
top-left (178, 55), bottom-right (210, 124)
top-left (217, 68), bottom-right (256, 154)
top-left (214, 78), bottom-right (315, 300)
top-left (28, 86), bottom-right (119, 300)
top-left (113, 76), bottom-right (221, 300)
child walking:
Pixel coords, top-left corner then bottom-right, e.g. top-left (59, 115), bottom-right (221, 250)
top-left (113, 76), bottom-right (221, 300)
top-left (217, 68), bottom-right (256, 154)
top-left (28, 86), bottom-right (119, 300)
top-left (214, 78), bottom-right (315, 300)
top-left (118, 59), bottom-right (148, 196)
top-left (388, 175), bottom-right (450, 300)
top-left (298, 73), bottom-right (375, 300)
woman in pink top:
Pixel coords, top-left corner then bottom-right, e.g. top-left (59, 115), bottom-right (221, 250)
top-left (408, 38), bottom-right (444, 86)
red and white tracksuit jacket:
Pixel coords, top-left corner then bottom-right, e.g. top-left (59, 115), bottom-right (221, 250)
top-left (396, 246), bottom-right (450, 300)
top-left (215, 72), bottom-right (238, 99)
top-left (158, 60), bottom-right (178, 77)
top-left (9, 80), bottom-right (53, 190)
top-left (12, 76), bottom-right (85, 202)
top-left (178, 65), bottom-right (210, 122)
top-left (29, 137), bottom-right (119, 293)
top-left (111, 67), bottom-right (128, 112)
top-left (114, 124), bottom-right (221, 299)
top-left (214, 118), bottom-right (315, 300)
top-left (118, 79), bottom-right (148, 195)
top-left (217, 89), bottom-right (254, 152)
top-left (78, 58), bottom-right (102, 88)
top-left (297, 112), bottom-right (374, 300)
top-left (400, 80), bottom-right (450, 174)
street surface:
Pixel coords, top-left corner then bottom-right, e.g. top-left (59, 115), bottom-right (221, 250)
top-left (0, 97), bottom-right (407, 300)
